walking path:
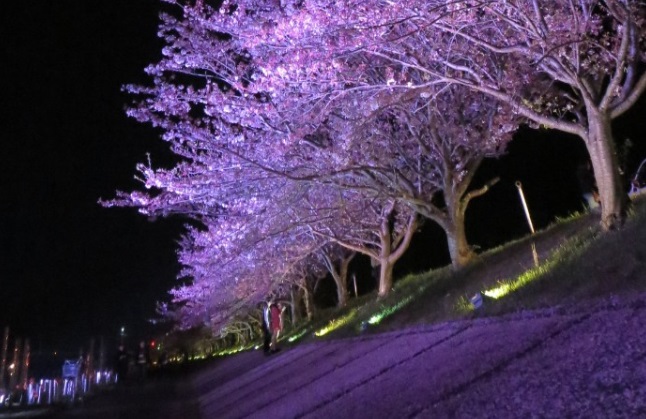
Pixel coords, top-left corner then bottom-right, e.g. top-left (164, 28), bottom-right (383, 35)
top-left (195, 293), bottom-right (646, 418)
top-left (34, 292), bottom-right (646, 418)
top-left (49, 374), bottom-right (200, 419)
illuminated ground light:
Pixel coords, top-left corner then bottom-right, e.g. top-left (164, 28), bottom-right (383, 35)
top-left (214, 346), bottom-right (248, 357)
top-left (367, 295), bottom-right (414, 325)
top-left (483, 231), bottom-right (595, 301)
top-left (288, 329), bottom-right (311, 343)
top-left (483, 262), bottom-right (554, 299)
top-left (366, 280), bottom-right (435, 326)
top-left (315, 309), bottom-right (358, 337)
top-left (482, 282), bottom-right (514, 300)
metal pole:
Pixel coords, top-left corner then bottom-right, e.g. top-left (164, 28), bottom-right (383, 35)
top-left (515, 181), bottom-right (536, 233)
top-left (515, 181), bottom-right (540, 267)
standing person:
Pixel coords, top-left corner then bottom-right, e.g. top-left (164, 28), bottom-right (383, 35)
top-left (269, 302), bottom-right (285, 353)
top-left (115, 344), bottom-right (129, 383)
top-left (135, 340), bottom-right (150, 381)
top-left (261, 302), bottom-right (272, 355)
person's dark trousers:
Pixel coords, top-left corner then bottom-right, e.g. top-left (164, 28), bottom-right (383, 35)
top-left (262, 324), bottom-right (271, 354)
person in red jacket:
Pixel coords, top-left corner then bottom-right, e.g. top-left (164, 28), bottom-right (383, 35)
top-left (269, 302), bottom-right (285, 352)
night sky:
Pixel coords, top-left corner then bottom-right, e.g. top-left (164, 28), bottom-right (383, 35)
top-left (2, 0), bottom-right (185, 356)
top-left (2, 1), bottom-right (646, 361)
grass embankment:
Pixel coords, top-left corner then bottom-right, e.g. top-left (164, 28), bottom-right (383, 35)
top-left (282, 195), bottom-right (646, 344)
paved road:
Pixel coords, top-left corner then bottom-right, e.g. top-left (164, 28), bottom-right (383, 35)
top-left (49, 374), bottom-right (200, 419)
top-left (34, 293), bottom-right (646, 418)
top-left (195, 294), bottom-right (646, 418)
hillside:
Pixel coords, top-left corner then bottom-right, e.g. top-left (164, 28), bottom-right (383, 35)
top-left (50, 195), bottom-right (646, 419)
top-left (281, 194), bottom-right (646, 344)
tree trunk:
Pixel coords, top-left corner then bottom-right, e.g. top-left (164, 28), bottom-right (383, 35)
top-left (290, 288), bottom-right (299, 326)
top-left (329, 268), bottom-right (348, 308)
top-left (586, 109), bottom-right (628, 230)
top-left (377, 260), bottom-right (394, 297)
top-left (323, 251), bottom-right (354, 308)
top-left (335, 254), bottom-right (354, 307)
top-left (303, 287), bottom-right (314, 321)
top-left (432, 158), bottom-right (490, 269)
top-left (334, 275), bottom-right (348, 307)
top-left (445, 218), bottom-right (475, 268)
top-left (377, 207), bottom-right (395, 298)
top-left (375, 208), bottom-right (417, 298)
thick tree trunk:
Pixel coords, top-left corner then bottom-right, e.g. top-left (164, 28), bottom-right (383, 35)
top-left (323, 251), bottom-right (355, 308)
top-left (586, 110), bottom-right (628, 230)
top-left (377, 261), bottom-right (394, 298)
top-left (374, 208), bottom-right (417, 298)
top-left (435, 159), bottom-right (492, 269)
top-left (329, 265), bottom-right (348, 307)
top-left (445, 218), bottom-right (475, 268)
top-left (334, 254), bottom-right (353, 307)
top-left (377, 211), bottom-right (394, 298)
top-left (334, 274), bottom-right (348, 307)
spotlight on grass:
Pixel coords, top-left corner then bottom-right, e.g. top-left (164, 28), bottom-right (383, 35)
top-left (366, 295), bottom-right (415, 326)
top-left (287, 329), bottom-right (310, 343)
top-left (482, 231), bottom-right (595, 300)
top-left (315, 309), bottom-right (358, 336)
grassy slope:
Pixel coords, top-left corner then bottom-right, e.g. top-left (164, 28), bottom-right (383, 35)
top-left (283, 194), bottom-right (646, 344)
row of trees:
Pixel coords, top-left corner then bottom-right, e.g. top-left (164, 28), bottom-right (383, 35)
top-left (104, 0), bottom-right (646, 334)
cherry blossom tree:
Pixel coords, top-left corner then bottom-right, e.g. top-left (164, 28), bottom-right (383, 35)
top-left (267, 0), bottom-right (646, 229)
top-left (166, 1), bottom-right (518, 267)
top-left (316, 245), bottom-right (356, 307)
top-left (426, 0), bottom-right (646, 229)
top-left (209, 0), bottom-right (645, 229)
top-left (279, 256), bottom-right (327, 321)
top-left (104, 0), bottom-right (531, 329)
top-left (146, 176), bottom-right (361, 328)
top-left (312, 82), bottom-right (516, 267)
top-left (104, 12), bottom-right (407, 317)
top-left (178, 202), bottom-right (321, 326)
top-left (294, 184), bottom-right (419, 297)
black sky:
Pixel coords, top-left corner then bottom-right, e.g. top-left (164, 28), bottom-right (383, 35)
top-left (2, 0), bottom-right (646, 361)
top-left (2, 0), bottom-right (185, 355)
